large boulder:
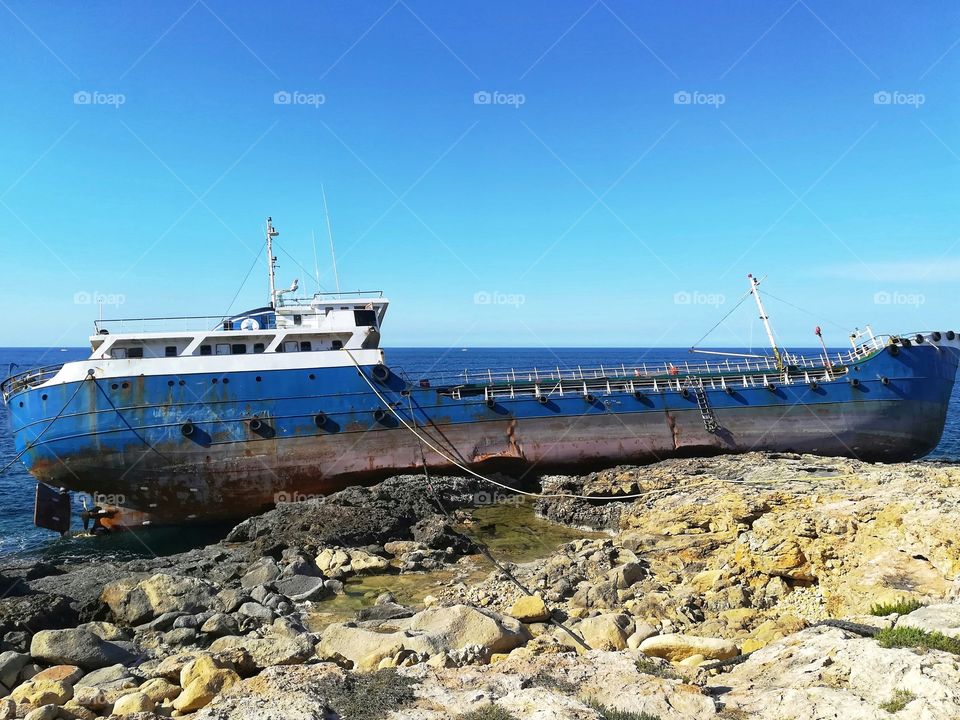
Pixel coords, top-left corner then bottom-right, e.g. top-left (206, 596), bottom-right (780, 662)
top-left (578, 614), bottom-right (628, 651)
top-left (510, 596), bottom-right (550, 624)
top-left (319, 605), bottom-right (528, 668)
top-left (639, 633), bottom-right (738, 662)
top-left (29, 629), bottom-right (136, 670)
top-left (402, 605), bottom-right (529, 655)
top-left (102, 574), bottom-right (220, 625)
top-left (208, 635), bottom-right (314, 670)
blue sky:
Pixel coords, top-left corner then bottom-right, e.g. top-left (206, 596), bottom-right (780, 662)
top-left (1, 1), bottom-right (957, 348)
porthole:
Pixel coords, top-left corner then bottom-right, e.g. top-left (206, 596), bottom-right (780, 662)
top-left (121, 382), bottom-right (130, 389)
top-left (179, 380), bottom-right (186, 386)
top-left (167, 380), bottom-right (174, 387)
top-left (255, 376), bottom-right (262, 382)
top-left (309, 374), bottom-right (316, 380)
top-left (41, 394), bottom-right (47, 401)
top-left (212, 378), bottom-right (218, 384)
top-left (111, 384), bottom-right (119, 390)
top-left (223, 378), bottom-right (229, 385)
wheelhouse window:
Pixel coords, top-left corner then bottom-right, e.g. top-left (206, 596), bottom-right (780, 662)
top-left (112, 348), bottom-right (127, 359)
top-left (300, 341), bottom-right (312, 352)
top-left (199, 345), bottom-right (212, 356)
top-left (127, 347), bottom-right (144, 359)
top-left (331, 340), bottom-right (343, 350)
top-left (253, 343), bottom-right (265, 354)
top-left (354, 309), bottom-right (377, 326)
top-left (283, 341), bottom-right (299, 353)
top-left (216, 344), bottom-right (231, 356)
top-left (165, 346), bottom-right (177, 357)
top-left (231, 343), bottom-right (247, 355)
top-left (293, 314), bottom-right (302, 326)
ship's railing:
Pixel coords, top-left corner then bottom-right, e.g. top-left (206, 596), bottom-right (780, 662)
top-left (276, 290), bottom-right (384, 307)
top-left (434, 364), bottom-right (850, 402)
top-left (94, 315), bottom-right (242, 335)
top-left (1, 364), bottom-right (65, 399)
top-left (404, 337), bottom-right (891, 390)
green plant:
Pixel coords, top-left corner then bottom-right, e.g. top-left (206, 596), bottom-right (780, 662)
top-left (456, 707), bottom-right (520, 720)
top-left (879, 689), bottom-right (916, 713)
top-left (318, 669), bottom-right (418, 720)
top-left (876, 626), bottom-right (960, 655)
top-left (869, 598), bottom-right (925, 616)
top-left (584, 697), bottom-right (662, 720)
top-left (635, 657), bottom-right (680, 680)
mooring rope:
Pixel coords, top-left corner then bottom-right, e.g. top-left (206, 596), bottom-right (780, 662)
top-left (404, 393), bottom-right (594, 651)
top-left (343, 348), bottom-right (716, 502)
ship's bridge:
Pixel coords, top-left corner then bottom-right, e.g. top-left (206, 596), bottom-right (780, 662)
top-left (88, 291), bottom-right (388, 360)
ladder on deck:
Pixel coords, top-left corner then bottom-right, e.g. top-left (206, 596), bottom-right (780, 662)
top-left (688, 377), bottom-right (719, 433)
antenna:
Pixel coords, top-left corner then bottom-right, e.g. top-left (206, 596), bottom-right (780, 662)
top-left (321, 185), bottom-right (342, 295)
top-left (265, 217), bottom-right (279, 308)
top-left (311, 229), bottom-right (321, 295)
top-left (748, 274), bottom-right (783, 371)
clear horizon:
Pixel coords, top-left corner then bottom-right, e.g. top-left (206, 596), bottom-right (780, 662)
top-left (1, 1), bottom-right (957, 347)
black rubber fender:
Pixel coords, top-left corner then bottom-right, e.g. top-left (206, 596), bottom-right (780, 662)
top-left (947, 331), bottom-right (956, 341)
top-left (314, 413), bottom-right (328, 428)
top-left (249, 418), bottom-right (264, 432)
top-left (180, 422), bottom-right (195, 437)
top-left (371, 364), bottom-right (391, 383)
top-left (932, 331), bottom-right (942, 342)
top-left (915, 334), bottom-right (925, 344)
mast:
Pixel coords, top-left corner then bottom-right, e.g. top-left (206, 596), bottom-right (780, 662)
top-left (265, 217), bottom-right (279, 308)
top-left (748, 274), bottom-right (783, 371)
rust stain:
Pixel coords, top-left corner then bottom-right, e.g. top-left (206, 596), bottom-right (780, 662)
top-left (471, 418), bottom-right (525, 462)
top-left (666, 412), bottom-right (680, 450)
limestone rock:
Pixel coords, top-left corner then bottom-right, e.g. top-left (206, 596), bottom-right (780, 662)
top-left (208, 635), bottom-right (314, 670)
top-left (509, 595), bottom-right (550, 624)
top-left (403, 604), bottom-right (529, 655)
top-left (31, 665), bottom-right (84, 685)
top-left (11, 678), bottom-right (73, 706)
top-left (639, 633), bottom-right (738, 662)
top-left (111, 691), bottom-right (155, 715)
top-left (174, 667), bottom-right (240, 712)
top-left (578, 614), bottom-right (628, 651)
top-left (896, 603), bottom-right (960, 638)
top-left (29, 629), bottom-right (134, 670)
top-left (102, 573), bottom-right (219, 625)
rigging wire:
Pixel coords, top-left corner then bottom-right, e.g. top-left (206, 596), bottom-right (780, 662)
top-left (223, 241), bottom-right (266, 318)
top-left (274, 242), bottom-right (323, 292)
top-left (688, 287), bottom-right (754, 351)
top-left (763, 292), bottom-right (849, 333)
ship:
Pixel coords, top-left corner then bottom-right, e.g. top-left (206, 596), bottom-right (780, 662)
top-left (2, 217), bottom-right (958, 531)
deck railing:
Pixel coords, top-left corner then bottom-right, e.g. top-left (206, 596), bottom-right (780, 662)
top-left (1, 364), bottom-right (65, 399)
top-left (405, 339), bottom-right (888, 390)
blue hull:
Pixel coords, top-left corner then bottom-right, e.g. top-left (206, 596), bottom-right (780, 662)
top-left (4, 342), bottom-right (958, 524)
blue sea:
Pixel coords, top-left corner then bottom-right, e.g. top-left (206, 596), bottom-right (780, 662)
top-left (2, 346), bottom-right (958, 562)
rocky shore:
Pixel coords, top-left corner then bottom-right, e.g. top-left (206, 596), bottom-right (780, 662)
top-left (2, 452), bottom-right (960, 719)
